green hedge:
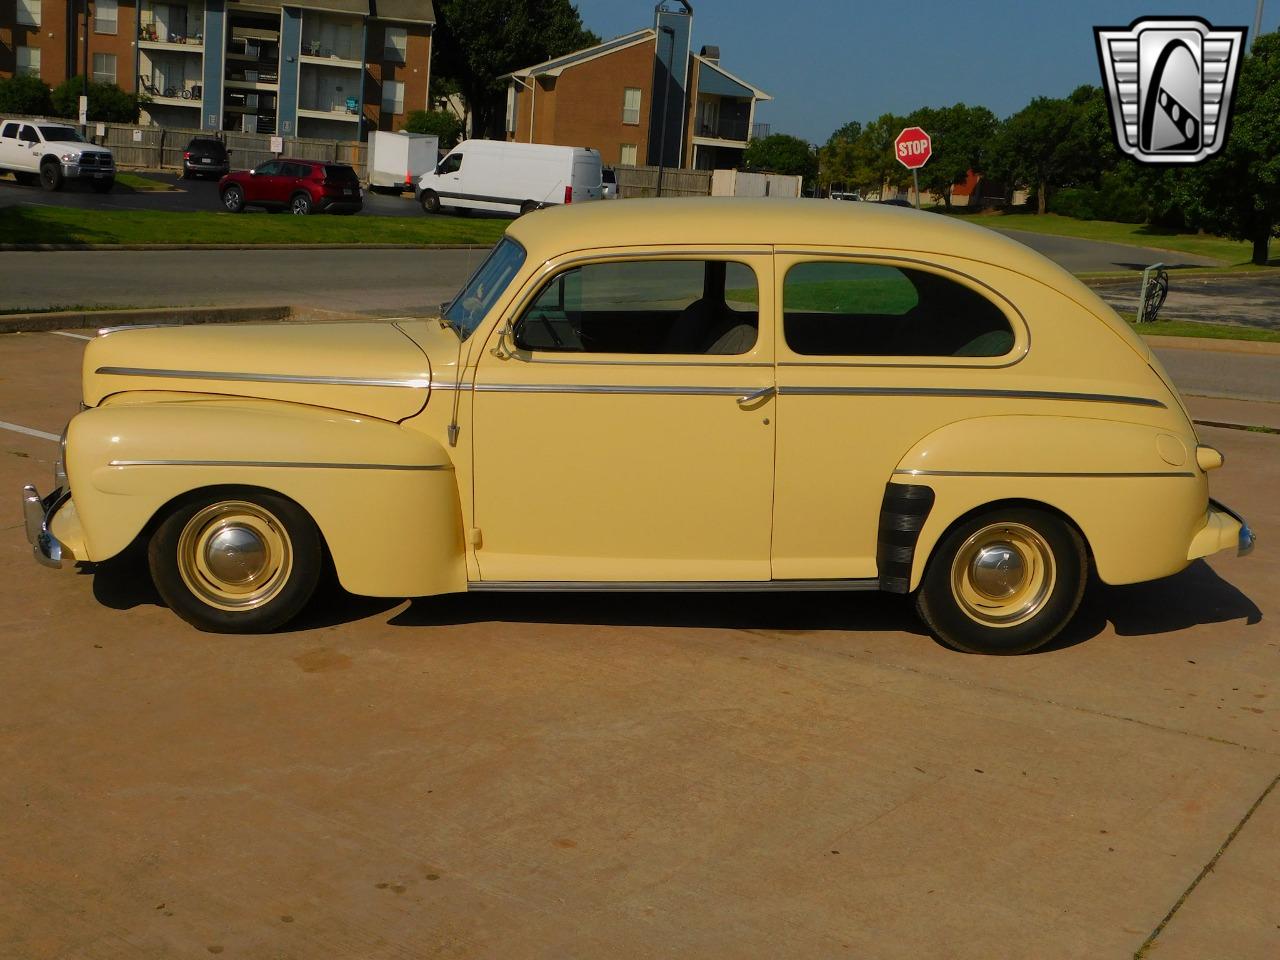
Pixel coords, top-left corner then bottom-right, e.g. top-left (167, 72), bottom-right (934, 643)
top-left (1048, 173), bottom-right (1150, 223)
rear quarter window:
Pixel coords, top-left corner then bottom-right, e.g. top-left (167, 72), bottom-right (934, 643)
top-left (323, 164), bottom-right (358, 181)
top-left (783, 261), bottom-right (1015, 358)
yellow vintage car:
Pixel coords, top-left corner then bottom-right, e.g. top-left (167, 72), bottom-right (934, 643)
top-left (23, 199), bottom-right (1253, 653)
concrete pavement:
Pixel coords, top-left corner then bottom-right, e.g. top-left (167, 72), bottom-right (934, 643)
top-left (0, 329), bottom-right (1277, 959)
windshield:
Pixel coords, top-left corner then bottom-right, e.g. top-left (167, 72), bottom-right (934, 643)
top-left (38, 126), bottom-right (85, 143)
top-left (442, 238), bottom-right (527, 340)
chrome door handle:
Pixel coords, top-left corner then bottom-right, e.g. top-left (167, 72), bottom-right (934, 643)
top-left (737, 385), bottom-right (776, 405)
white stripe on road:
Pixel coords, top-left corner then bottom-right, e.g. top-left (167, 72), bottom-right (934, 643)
top-left (50, 331), bottom-right (94, 340)
top-left (0, 419), bottom-right (59, 442)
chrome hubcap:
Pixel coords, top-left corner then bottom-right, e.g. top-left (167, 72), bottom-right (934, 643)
top-left (176, 501), bottom-right (292, 611)
top-left (950, 522), bottom-right (1056, 627)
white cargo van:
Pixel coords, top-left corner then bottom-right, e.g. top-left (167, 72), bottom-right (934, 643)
top-left (416, 140), bottom-right (602, 216)
top-left (367, 130), bottom-right (438, 193)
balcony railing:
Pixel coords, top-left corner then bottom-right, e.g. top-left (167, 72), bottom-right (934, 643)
top-left (696, 114), bottom-right (751, 142)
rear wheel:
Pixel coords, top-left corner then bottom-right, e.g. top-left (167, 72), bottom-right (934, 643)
top-left (90, 177), bottom-right (114, 194)
top-left (39, 161), bottom-right (63, 191)
top-left (915, 506), bottom-right (1087, 655)
top-left (221, 184), bottom-right (245, 212)
top-left (148, 489), bottom-right (322, 633)
top-left (420, 189), bottom-right (441, 214)
top-left (291, 192), bottom-right (313, 215)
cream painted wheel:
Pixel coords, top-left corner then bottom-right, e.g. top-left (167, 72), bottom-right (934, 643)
top-left (175, 501), bottom-right (294, 612)
top-left (149, 489), bottom-right (322, 633)
top-left (916, 507), bottom-right (1087, 655)
top-left (949, 522), bottom-right (1056, 628)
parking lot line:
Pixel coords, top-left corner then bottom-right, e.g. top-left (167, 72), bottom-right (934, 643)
top-left (0, 419), bottom-right (59, 442)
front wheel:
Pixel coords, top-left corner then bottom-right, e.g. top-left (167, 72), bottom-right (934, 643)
top-left (291, 192), bottom-right (313, 215)
top-left (915, 507), bottom-right (1087, 655)
top-left (148, 489), bottom-right (323, 633)
top-left (420, 189), bottom-right (440, 214)
top-left (221, 184), bottom-right (245, 212)
top-left (40, 161), bottom-right (63, 191)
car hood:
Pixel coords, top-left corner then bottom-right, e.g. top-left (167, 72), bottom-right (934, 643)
top-left (48, 140), bottom-right (110, 154)
top-left (83, 321), bottom-right (432, 422)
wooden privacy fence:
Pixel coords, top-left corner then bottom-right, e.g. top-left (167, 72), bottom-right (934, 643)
top-left (613, 164), bottom-right (712, 199)
top-left (89, 122), bottom-right (368, 179)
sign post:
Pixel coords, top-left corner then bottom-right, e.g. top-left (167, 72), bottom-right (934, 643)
top-left (893, 126), bottom-right (932, 209)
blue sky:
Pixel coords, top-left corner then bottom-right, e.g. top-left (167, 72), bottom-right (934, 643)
top-left (570, 0), bottom-right (1273, 143)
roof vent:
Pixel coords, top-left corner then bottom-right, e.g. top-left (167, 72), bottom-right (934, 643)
top-left (700, 45), bottom-right (720, 62)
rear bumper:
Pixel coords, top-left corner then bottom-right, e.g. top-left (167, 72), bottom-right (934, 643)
top-left (317, 195), bottom-right (363, 213)
top-left (184, 161), bottom-right (229, 176)
top-left (23, 484), bottom-right (75, 568)
top-left (1188, 498), bottom-right (1255, 560)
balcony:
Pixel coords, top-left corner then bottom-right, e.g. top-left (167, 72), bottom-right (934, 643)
top-left (694, 115), bottom-right (751, 144)
top-left (693, 96), bottom-right (752, 145)
top-left (138, 0), bottom-right (205, 50)
top-left (300, 52), bottom-right (361, 71)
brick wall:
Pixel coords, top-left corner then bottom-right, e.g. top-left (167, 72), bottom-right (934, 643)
top-left (0, 1), bottom-right (137, 92)
top-left (363, 20), bottom-right (430, 132)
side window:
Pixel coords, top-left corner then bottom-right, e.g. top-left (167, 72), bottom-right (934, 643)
top-left (514, 259), bottom-right (759, 356)
top-left (19, 124), bottom-right (39, 143)
top-left (783, 261), bottom-right (1014, 358)
top-left (256, 160), bottom-right (282, 176)
top-left (1, 123), bottom-right (18, 140)
top-left (438, 153), bottom-right (462, 175)
top-left (286, 162), bottom-right (311, 177)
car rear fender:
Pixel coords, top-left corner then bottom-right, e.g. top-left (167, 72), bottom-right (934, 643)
top-left (65, 396), bottom-right (466, 597)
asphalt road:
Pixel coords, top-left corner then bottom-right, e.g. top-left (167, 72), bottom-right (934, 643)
top-left (1, 330), bottom-right (1276, 959)
top-left (992, 226), bottom-right (1221, 272)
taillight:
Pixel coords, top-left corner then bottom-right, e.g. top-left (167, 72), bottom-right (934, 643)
top-left (564, 185), bottom-right (572, 204)
top-left (183, 151), bottom-right (190, 159)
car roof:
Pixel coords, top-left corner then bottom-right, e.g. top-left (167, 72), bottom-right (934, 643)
top-left (503, 198), bottom-right (1148, 359)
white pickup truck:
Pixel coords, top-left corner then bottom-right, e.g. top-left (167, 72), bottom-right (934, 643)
top-left (0, 118), bottom-right (116, 192)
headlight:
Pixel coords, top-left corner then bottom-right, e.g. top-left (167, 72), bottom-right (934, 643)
top-left (60, 152), bottom-right (79, 162)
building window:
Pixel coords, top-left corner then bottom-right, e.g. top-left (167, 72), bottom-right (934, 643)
top-left (92, 52), bottom-right (117, 85)
top-left (17, 0), bottom-right (41, 26)
top-left (381, 79), bottom-right (404, 115)
top-left (622, 87), bottom-right (641, 125)
top-left (383, 26), bottom-right (407, 62)
top-left (17, 46), bottom-right (42, 78)
top-left (95, 0), bottom-right (118, 34)
top-left (619, 143), bottom-right (637, 166)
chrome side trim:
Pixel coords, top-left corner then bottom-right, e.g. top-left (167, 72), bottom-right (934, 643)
top-left (469, 578), bottom-right (881, 593)
top-left (473, 383), bottom-right (759, 396)
top-left (894, 468), bottom-right (1195, 478)
top-left (782, 386), bottom-right (1165, 407)
top-left (108, 459), bottom-right (451, 471)
top-left (519, 358), bottom-right (773, 367)
top-left (94, 366), bottom-right (431, 389)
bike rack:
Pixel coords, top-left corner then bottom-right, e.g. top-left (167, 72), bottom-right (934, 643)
top-left (1137, 262), bottom-right (1168, 323)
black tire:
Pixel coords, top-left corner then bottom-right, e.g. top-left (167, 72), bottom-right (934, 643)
top-left (14, 172), bottom-right (39, 187)
top-left (221, 184), bottom-right (245, 213)
top-left (420, 189), bottom-right (441, 214)
top-left (148, 488), bottom-right (323, 634)
top-left (40, 160), bottom-right (63, 191)
top-left (519, 200), bottom-right (539, 216)
top-left (915, 506), bottom-right (1087, 655)
top-left (291, 192), bottom-right (313, 215)
top-left (90, 177), bottom-right (114, 194)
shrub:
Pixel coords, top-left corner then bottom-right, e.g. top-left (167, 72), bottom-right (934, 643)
top-left (0, 75), bottom-right (54, 116)
top-left (401, 109), bottom-right (464, 148)
top-left (1048, 172), bottom-right (1150, 223)
top-left (51, 77), bottom-right (145, 123)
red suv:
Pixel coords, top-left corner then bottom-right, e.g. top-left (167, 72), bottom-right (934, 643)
top-left (218, 159), bottom-right (362, 215)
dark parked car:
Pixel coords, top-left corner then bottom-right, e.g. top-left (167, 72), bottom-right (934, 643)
top-left (218, 159), bottom-right (362, 215)
top-left (182, 137), bottom-right (231, 179)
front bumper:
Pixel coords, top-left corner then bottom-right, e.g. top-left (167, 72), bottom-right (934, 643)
top-left (61, 161), bottom-right (115, 179)
top-left (22, 484), bottom-right (74, 568)
top-left (1188, 498), bottom-right (1256, 560)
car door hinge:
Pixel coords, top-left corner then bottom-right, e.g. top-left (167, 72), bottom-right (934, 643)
top-left (468, 527), bottom-right (483, 547)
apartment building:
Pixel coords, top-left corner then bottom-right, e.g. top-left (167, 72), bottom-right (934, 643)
top-left (502, 1), bottom-right (769, 170)
top-left (0, 0), bottom-right (433, 139)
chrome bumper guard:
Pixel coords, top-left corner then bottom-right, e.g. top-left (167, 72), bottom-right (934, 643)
top-left (1210, 498), bottom-right (1255, 557)
top-left (22, 484), bottom-right (72, 568)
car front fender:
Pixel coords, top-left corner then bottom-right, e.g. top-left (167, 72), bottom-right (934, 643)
top-left (66, 395), bottom-right (466, 598)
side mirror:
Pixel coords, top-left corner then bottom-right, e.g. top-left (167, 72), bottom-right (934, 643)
top-left (491, 320), bottom-right (516, 360)
top-left (249, 168), bottom-right (257, 176)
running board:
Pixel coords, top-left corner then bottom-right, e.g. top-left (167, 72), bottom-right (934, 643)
top-left (468, 579), bottom-right (881, 593)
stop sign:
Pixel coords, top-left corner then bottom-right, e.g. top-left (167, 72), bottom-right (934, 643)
top-left (894, 126), bottom-right (932, 169)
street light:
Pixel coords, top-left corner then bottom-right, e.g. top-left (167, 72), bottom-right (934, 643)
top-left (654, 24), bottom-right (675, 197)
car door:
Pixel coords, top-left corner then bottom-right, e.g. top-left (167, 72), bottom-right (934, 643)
top-left (0, 122), bottom-right (20, 168)
top-left (770, 252), bottom-right (1025, 581)
top-left (18, 124), bottom-right (41, 168)
top-left (470, 250), bottom-right (776, 584)
top-left (250, 160), bottom-right (287, 203)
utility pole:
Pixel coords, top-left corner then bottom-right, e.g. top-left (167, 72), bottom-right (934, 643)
top-left (1253, 0), bottom-right (1265, 49)
top-left (82, 0), bottom-right (90, 96)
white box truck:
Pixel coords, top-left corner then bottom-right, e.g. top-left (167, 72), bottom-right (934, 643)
top-left (416, 140), bottom-right (602, 216)
top-left (367, 130), bottom-right (439, 193)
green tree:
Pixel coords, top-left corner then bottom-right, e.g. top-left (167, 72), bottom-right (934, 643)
top-left (401, 109), bottom-right (464, 147)
top-left (818, 119), bottom-right (861, 191)
top-left (51, 77), bottom-right (145, 123)
top-left (0, 75), bottom-right (53, 116)
top-left (433, 0), bottom-right (599, 138)
top-left (1153, 34), bottom-right (1280, 264)
top-left (846, 113), bottom-right (909, 198)
top-left (905, 103), bottom-right (999, 209)
top-left (743, 133), bottom-right (818, 184)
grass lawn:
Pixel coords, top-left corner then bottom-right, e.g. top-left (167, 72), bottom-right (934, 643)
top-left (0, 204), bottom-right (509, 247)
top-left (952, 212), bottom-right (1255, 265)
top-left (1122, 314), bottom-right (1280, 343)
top-left (114, 172), bottom-right (178, 192)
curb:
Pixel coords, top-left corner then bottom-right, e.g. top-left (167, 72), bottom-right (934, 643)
top-left (0, 304), bottom-right (293, 334)
top-left (1082, 269), bottom-right (1280, 288)
top-left (0, 243), bottom-right (490, 252)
